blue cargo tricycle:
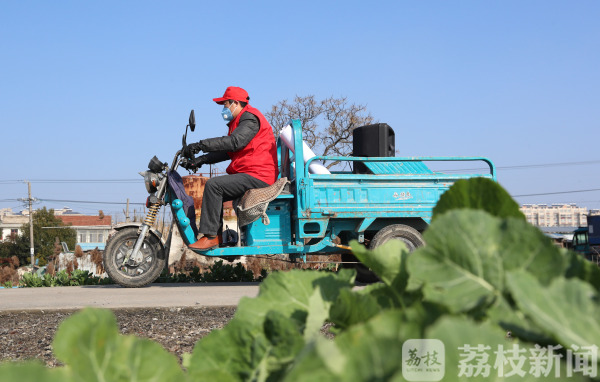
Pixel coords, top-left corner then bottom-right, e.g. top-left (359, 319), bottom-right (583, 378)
top-left (103, 111), bottom-right (495, 287)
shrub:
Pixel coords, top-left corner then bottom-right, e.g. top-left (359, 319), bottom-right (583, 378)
top-left (0, 266), bottom-right (18, 286)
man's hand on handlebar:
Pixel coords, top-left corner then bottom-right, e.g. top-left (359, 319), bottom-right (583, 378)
top-left (180, 155), bottom-right (206, 173)
top-left (183, 142), bottom-right (203, 159)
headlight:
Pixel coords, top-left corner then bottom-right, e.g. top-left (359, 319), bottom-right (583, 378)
top-left (140, 171), bottom-right (161, 193)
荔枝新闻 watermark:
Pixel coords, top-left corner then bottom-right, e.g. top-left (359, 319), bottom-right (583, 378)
top-left (402, 340), bottom-right (597, 381)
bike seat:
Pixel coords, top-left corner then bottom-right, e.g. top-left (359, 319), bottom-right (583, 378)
top-left (235, 177), bottom-right (290, 227)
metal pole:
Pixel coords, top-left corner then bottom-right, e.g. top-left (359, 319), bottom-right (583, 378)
top-left (27, 181), bottom-right (34, 267)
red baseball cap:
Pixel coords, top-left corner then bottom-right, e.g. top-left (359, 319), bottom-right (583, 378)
top-left (212, 86), bottom-right (250, 104)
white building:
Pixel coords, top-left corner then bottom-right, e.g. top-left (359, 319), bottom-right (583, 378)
top-left (520, 204), bottom-right (588, 227)
top-left (0, 213), bottom-right (28, 241)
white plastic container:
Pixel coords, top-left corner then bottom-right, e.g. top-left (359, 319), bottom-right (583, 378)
top-left (279, 125), bottom-right (331, 175)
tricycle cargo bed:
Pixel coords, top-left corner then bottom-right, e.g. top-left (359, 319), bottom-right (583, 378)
top-left (307, 175), bottom-right (462, 216)
top-left (299, 156), bottom-right (495, 223)
top-left (275, 119), bottom-right (497, 245)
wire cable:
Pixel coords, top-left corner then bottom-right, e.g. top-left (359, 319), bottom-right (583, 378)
top-left (1, 159), bottom-right (599, 183)
top-left (0, 179), bottom-right (141, 184)
top-left (431, 159), bottom-right (600, 173)
top-left (512, 188), bottom-right (600, 197)
top-left (39, 198), bottom-right (145, 206)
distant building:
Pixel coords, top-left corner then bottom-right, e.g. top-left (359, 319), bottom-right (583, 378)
top-left (0, 213), bottom-right (28, 241)
top-left (0, 208), bottom-right (14, 217)
top-left (520, 204), bottom-right (588, 227)
top-left (0, 208), bottom-right (112, 250)
top-left (57, 214), bottom-right (112, 250)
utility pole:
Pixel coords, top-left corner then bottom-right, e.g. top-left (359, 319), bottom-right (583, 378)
top-left (124, 198), bottom-right (131, 222)
top-left (19, 181), bottom-right (36, 267)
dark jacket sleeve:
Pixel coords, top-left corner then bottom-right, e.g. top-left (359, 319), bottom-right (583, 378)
top-left (198, 112), bottom-right (259, 153)
top-left (197, 151), bottom-right (230, 165)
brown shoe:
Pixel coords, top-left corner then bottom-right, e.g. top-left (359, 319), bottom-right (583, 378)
top-left (189, 236), bottom-right (219, 251)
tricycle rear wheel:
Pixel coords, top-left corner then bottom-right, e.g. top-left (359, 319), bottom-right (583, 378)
top-left (370, 224), bottom-right (425, 251)
top-left (349, 224), bottom-right (425, 283)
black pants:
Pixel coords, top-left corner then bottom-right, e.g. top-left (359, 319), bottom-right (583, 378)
top-left (198, 173), bottom-right (268, 236)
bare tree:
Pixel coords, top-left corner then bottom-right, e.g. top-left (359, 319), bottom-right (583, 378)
top-left (266, 95), bottom-right (375, 169)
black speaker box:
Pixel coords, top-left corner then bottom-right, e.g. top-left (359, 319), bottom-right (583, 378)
top-left (352, 123), bottom-right (395, 174)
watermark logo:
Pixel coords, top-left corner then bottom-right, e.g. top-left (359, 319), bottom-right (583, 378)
top-left (401, 340), bottom-right (597, 379)
top-left (457, 343), bottom-right (598, 378)
top-left (402, 339), bottom-right (445, 381)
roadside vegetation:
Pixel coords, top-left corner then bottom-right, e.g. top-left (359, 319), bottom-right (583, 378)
top-left (1, 255), bottom-right (336, 288)
top-left (6, 260), bottom-right (268, 288)
top-left (2, 178), bottom-right (599, 381)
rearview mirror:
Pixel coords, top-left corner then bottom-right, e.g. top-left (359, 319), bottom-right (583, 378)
top-left (189, 110), bottom-right (196, 132)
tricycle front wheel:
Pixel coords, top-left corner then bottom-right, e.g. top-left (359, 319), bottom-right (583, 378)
top-left (103, 227), bottom-right (166, 288)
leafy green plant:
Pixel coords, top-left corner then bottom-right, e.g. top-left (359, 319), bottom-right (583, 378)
top-left (19, 270), bottom-right (114, 287)
top-left (158, 260), bottom-right (265, 284)
top-left (55, 270), bottom-right (70, 286)
top-left (20, 272), bottom-right (43, 287)
top-left (200, 260), bottom-right (257, 282)
top-left (42, 273), bottom-right (57, 287)
top-left (68, 269), bottom-right (94, 285)
top-left (2, 177), bottom-right (599, 381)
top-left (19, 259), bottom-right (264, 288)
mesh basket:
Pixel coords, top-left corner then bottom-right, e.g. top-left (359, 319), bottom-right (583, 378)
top-left (236, 177), bottom-right (289, 227)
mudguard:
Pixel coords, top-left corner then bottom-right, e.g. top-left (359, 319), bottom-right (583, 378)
top-left (108, 222), bottom-right (166, 249)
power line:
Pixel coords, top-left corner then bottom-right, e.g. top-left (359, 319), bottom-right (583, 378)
top-left (0, 159), bottom-right (599, 184)
top-left (431, 159), bottom-right (600, 173)
top-left (0, 179), bottom-right (140, 184)
top-left (23, 179), bottom-right (141, 184)
top-left (39, 198), bottom-right (145, 206)
top-left (0, 197), bottom-right (144, 206)
top-left (499, 159), bottom-right (600, 170)
top-left (1, 161), bottom-right (599, 207)
top-left (512, 188), bottom-right (600, 197)
top-left (4, 189), bottom-right (597, 206)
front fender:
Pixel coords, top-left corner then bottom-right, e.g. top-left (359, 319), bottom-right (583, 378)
top-left (108, 223), bottom-right (167, 249)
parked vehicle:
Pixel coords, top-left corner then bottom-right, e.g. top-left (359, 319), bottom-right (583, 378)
top-left (571, 215), bottom-right (600, 259)
top-left (103, 111), bottom-right (496, 287)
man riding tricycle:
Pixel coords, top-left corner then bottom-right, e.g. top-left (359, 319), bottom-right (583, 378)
top-left (103, 87), bottom-right (496, 287)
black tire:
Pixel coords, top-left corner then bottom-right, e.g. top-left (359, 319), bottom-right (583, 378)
top-left (103, 227), bottom-right (166, 288)
top-left (370, 224), bottom-right (425, 251)
top-left (355, 224), bottom-right (425, 283)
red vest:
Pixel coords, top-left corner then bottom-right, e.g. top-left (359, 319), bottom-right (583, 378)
top-left (226, 105), bottom-right (278, 185)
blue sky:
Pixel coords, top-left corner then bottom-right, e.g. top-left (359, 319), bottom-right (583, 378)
top-left (1, 1), bottom-right (599, 219)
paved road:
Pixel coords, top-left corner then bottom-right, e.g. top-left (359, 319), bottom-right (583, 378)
top-left (0, 283), bottom-right (261, 311)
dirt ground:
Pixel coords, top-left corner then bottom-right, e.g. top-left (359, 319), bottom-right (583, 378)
top-left (0, 306), bottom-right (237, 367)
top-left (0, 255), bottom-right (344, 368)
